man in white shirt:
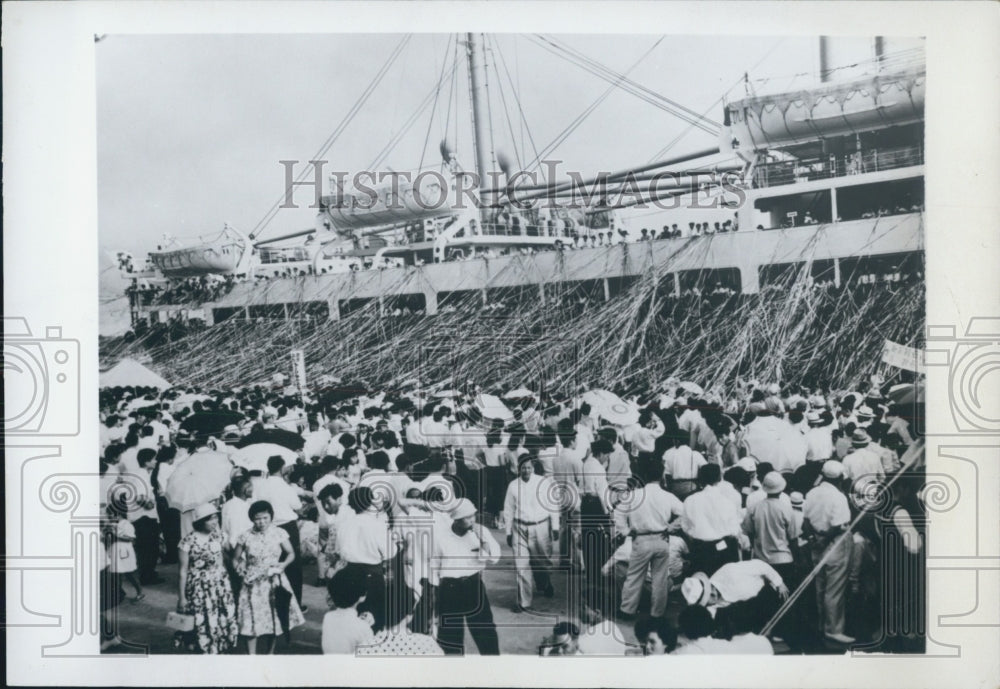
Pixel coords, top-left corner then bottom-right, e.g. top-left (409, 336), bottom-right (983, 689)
top-left (771, 414), bottom-right (809, 474)
top-left (804, 411), bottom-right (834, 462)
top-left (622, 410), bottom-right (665, 458)
top-left (681, 559), bottom-right (788, 611)
top-left (662, 435), bottom-right (707, 501)
top-left (128, 448), bottom-right (163, 585)
top-left (682, 464), bottom-right (744, 575)
top-left (803, 460), bottom-right (854, 644)
top-left (614, 461), bottom-right (684, 619)
top-left (842, 429), bottom-right (885, 496)
top-left (301, 417), bottom-right (332, 461)
top-left (504, 454), bottom-right (560, 611)
top-left (253, 455), bottom-right (305, 608)
top-left (432, 499), bottom-right (501, 655)
top-left (597, 428), bottom-right (632, 492)
top-left (581, 440), bottom-right (612, 512)
top-left (554, 421), bottom-right (585, 566)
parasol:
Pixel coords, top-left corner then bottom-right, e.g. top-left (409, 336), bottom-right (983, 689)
top-left (580, 389), bottom-right (640, 426)
top-left (472, 393), bottom-right (514, 422)
top-left (235, 426), bottom-right (305, 451)
top-left (164, 451), bottom-right (233, 511)
top-left (887, 381), bottom-right (925, 406)
top-left (230, 443), bottom-right (299, 473)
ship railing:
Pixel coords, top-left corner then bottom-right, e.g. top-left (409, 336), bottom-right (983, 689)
top-left (480, 222), bottom-right (575, 239)
top-left (754, 144), bottom-right (924, 188)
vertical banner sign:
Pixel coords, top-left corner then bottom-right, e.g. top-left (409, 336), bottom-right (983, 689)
top-left (881, 339), bottom-right (925, 374)
top-left (290, 349), bottom-right (307, 396)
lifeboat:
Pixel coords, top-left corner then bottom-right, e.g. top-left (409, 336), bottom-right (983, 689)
top-left (725, 68), bottom-right (925, 153)
top-left (148, 225), bottom-right (251, 277)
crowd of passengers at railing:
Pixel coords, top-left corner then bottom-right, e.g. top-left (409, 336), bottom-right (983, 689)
top-left (755, 203), bottom-right (924, 231)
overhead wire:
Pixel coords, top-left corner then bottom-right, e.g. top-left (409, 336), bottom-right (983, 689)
top-left (248, 34), bottom-right (413, 241)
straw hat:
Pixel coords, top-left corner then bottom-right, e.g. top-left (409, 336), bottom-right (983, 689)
top-left (762, 472), bottom-right (787, 495)
top-left (450, 498), bottom-right (477, 521)
top-left (851, 429), bottom-right (872, 447)
top-left (736, 456), bottom-right (757, 473)
top-left (806, 410), bottom-right (823, 425)
top-left (789, 491), bottom-right (804, 507)
top-left (681, 572), bottom-right (713, 606)
top-left (821, 460), bottom-right (845, 480)
top-left (856, 405), bottom-right (875, 418)
top-left (192, 503), bottom-right (218, 523)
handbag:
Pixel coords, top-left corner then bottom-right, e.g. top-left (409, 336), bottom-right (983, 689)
top-left (165, 610), bottom-right (195, 632)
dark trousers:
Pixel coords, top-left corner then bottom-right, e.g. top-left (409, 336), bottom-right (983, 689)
top-left (437, 572), bottom-right (499, 655)
top-left (770, 562), bottom-right (804, 644)
top-left (133, 516), bottom-right (160, 583)
top-left (484, 467), bottom-right (507, 517)
top-left (687, 536), bottom-right (739, 576)
top-left (156, 497), bottom-right (181, 564)
top-left (410, 578), bottom-right (436, 636)
top-left (278, 521), bottom-right (303, 605)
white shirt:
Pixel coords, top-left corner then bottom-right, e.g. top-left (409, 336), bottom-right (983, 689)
top-left (126, 468), bottom-right (158, 523)
top-left (614, 483), bottom-right (683, 534)
top-left (843, 446), bottom-right (885, 487)
top-left (155, 461), bottom-right (176, 498)
top-left (302, 428), bottom-right (332, 460)
top-left (682, 483), bottom-right (742, 541)
top-left (626, 418), bottom-right (666, 454)
top-left (710, 559), bottom-right (785, 606)
top-left (321, 608), bottom-right (375, 655)
top-left (337, 511), bottom-right (392, 565)
top-left (221, 496), bottom-right (252, 549)
top-left (431, 523), bottom-right (500, 584)
top-left (804, 425), bottom-right (834, 462)
top-left (740, 415), bottom-right (789, 466)
top-left (803, 481), bottom-right (851, 534)
top-left (772, 426), bottom-right (808, 474)
top-left (405, 421), bottom-right (428, 446)
top-left (662, 446), bottom-right (707, 481)
top-left (503, 474), bottom-right (561, 535)
top-left (581, 455), bottom-right (610, 507)
top-left (252, 475), bottom-right (301, 525)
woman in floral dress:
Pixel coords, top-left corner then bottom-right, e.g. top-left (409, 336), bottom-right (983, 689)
top-left (177, 503), bottom-right (238, 654)
top-left (233, 500), bottom-right (304, 654)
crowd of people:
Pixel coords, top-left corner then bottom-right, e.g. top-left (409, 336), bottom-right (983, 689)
top-left (98, 372), bottom-right (925, 656)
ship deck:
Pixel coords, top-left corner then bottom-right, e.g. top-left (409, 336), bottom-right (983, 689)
top-left (147, 213), bottom-right (923, 320)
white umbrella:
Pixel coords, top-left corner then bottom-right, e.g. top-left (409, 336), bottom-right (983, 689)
top-left (503, 387), bottom-right (536, 399)
top-left (581, 389), bottom-right (640, 426)
top-left (678, 381), bottom-right (704, 396)
top-left (472, 393), bottom-right (514, 422)
top-left (164, 451), bottom-right (233, 511)
top-left (230, 443), bottom-right (298, 473)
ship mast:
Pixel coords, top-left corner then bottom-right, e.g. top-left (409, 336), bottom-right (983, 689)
top-left (465, 33), bottom-right (494, 218)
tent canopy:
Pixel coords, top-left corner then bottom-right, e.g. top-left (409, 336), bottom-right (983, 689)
top-left (100, 359), bottom-right (172, 390)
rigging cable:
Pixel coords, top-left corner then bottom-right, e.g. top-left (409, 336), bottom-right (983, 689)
top-left (520, 36), bottom-right (666, 176)
top-left (536, 34), bottom-right (720, 132)
top-left (248, 34), bottom-right (412, 241)
top-left (419, 34), bottom-right (455, 173)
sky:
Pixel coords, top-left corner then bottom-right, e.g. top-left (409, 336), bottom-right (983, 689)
top-left (97, 33), bottom-right (826, 258)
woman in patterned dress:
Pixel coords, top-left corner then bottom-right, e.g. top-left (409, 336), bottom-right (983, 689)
top-left (177, 503), bottom-right (238, 654)
top-left (233, 500), bottom-right (304, 654)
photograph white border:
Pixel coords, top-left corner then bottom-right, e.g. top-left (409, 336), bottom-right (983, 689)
top-left (4, 1), bottom-right (999, 687)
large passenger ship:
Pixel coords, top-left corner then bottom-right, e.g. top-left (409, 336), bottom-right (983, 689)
top-left (114, 35), bottom-right (924, 382)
